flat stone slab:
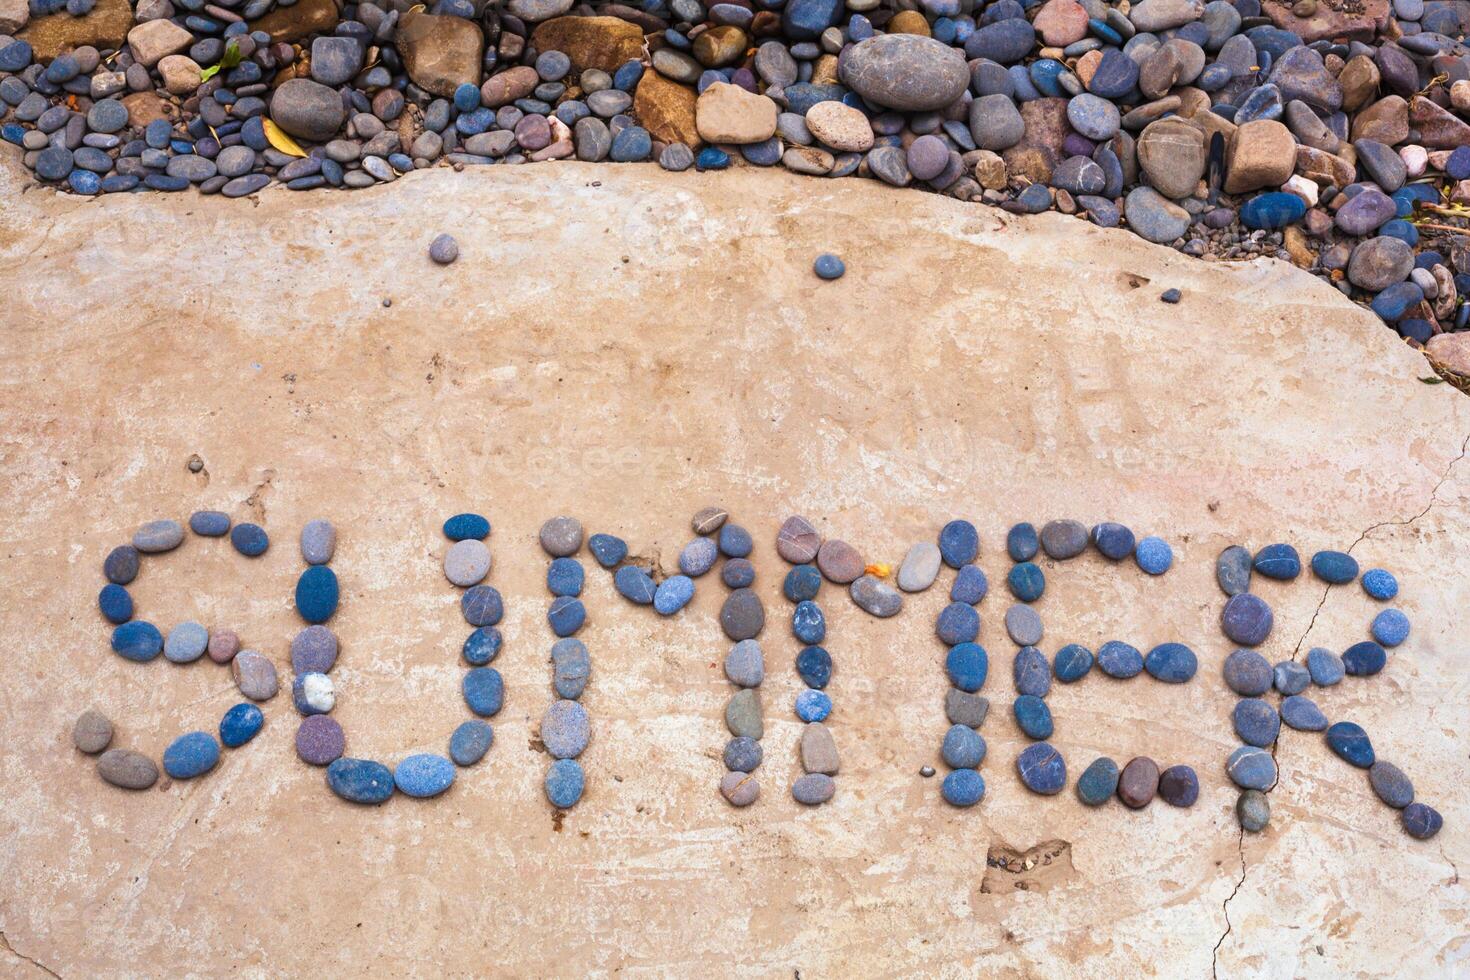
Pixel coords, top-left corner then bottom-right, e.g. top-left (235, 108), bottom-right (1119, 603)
top-left (0, 162), bottom-right (1466, 975)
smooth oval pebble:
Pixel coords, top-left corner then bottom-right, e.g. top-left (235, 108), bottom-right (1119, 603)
top-left (295, 715), bottom-right (345, 765)
top-left (443, 512), bottom-right (490, 541)
top-left (776, 515), bottom-right (821, 563)
top-left (720, 770), bottom-right (759, 806)
top-left (296, 565), bottom-right (340, 624)
top-left (850, 574), bottom-right (903, 617)
top-left (588, 533), bottom-right (627, 567)
top-left (394, 753), bottom-right (456, 797)
top-left (232, 650), bottom-right (279, 700)
top-left (1360, 568), bottom-right (1398, 600)
top-left (720, 588), bottom-right (765, 640)
top-left (1311, 549), bottom-right (1359, 584)
top-left (941, 724), bottom-right (987, 769)
top-left (1371, 608), bottom-right (1410, 647)
top-left (897, 542), bottom-right (942, 592)
top-left (1004, 604), bottom-right (1042, 646)
top-left (615, 565), bottom-right (657, 604)
top-left (444, 539), bottom-right (491, 586)
top-left (1160, 765), bottom-right (1199, 808)
top-left (941, 768), bottom-right (985, 807)
top-left (98, 584), bottom-right (133, 624)
top-left (792, 772), bottom-right (836, 805)
top-left (1343, 640), bottom-right (1387, 676)
top-left (795, 688), bottom-right (832, 722)
top-left (538, 516), bottom-right (583, 557)
top-left (722, 558), bottom-right (756, 589)
top-left (1273, 660), bottom-right (1309, 695)
top-left (97, 748), bottom-right (159, 790)
top-left (449, 720), bottom-right (494, 766)
top-left (1280, 694), bottom-right (1328, 731)
top-left (133, 519), bottom-right (184, 553)
top-left (299, 519), bottom-right (336, 564)
top-left (541, 699), bottom-right (590, 758)
top-left (546, 758), bottom-right (585, 807)
top-left (1326, 721), bottom-right (1375, 768)
top-left (1053, 643), bottom-right (1093, 683)
top-left (725, 688), bottom-right (763, 739)
top-left (1237, 788), bottom-right (1270, 831)
top-left (1117, 756), bottom-right (1159, 808)
top-left (1221, 593), bottom-right (1273, 646)
top-left (951, 565), bottom-right (989, 605)
top-left (1223, 648), bottom-right (1273, 695)
top-left (1307, 647), bottom-right (1345, 686)
top-left (1216, 545), bottom-right (1252, 596)
top-left (1233, 698), bottom-right (1280, 746)
top-left (1007, 522), bottom-right (1039, 561)
top-left (230, 523), bottom-right (269, 557)
top-left (724, 735), bottom-right (763, 773)
top-left (1039, 519), bottom-right (1087, 559)
top-left (1145, 642), bottom-right (1197, 682)
top-left (1134, 535), bottom-right (1173, 575)
top-left (1016, 742), bottom-right (1067, 794)
top-left (1401, 802), bottom-right (1442, 840)
top-left (1091, 522), bottom-right (1135, 560)
top-left (816, 539), bottom-right (864, 583)
top-left (189, 510), bottom-right (231, 536)
top-left (1013, 694), bottom-right (1053, 740)
top-left (784, 565), bottom-right (822, 602)
top-left (1368, 760), bottom-right (1414, 808)
top-left (938, 519), bottom-right (979, 567)
top-left (797, 645), bottom-right (832, 689)
top-left (1076, 756), bottom-right (1119, 805)
top-left (945, 642), bottom-right (988, 692)
top-left (162, 731), bottom-right (220, 779)
top-left (103, 545), bottom-right (140, 585)
top-left (1007, 562), bottom-right (1045, 602)
top-left (1227, 745), bottom-right (1277, 790)
top-left (547, 596), bottom-right (585, 636)
top-left (938, 602), bottom-right (982, 645)
top-left (692, 506), bottom-right (729, 536)
top-left (1014, 647), bottom-right (1052, 697)
top-left (724, 639), bottom-right (764, 687)
top-left (463, 667), bottom-right (505, 717)
top-left (164, 621), bottom-right (209, 663)
top-left (73, 709), bottom-right (114, 753)
top-left (1096, 640), bottom-right (1143, 678)
top-left (679, 536), bottom-right (719, 577)
top-left (327, 757), bottom-right (395, 803)
top-left (112, 621), bottom-right (163, 662)
top-left (208, 629), bottom-right (240, 664)
top-left (1253, 543), bottom-right (1301, 580)
top-left (291, 625), bottom-right (339, 674)
top-left (462, 584), bottom-right (504, 626)
top-left (219, 703), bottom-right (264, 747)
top-left (655, 575), bottom-right (696, 615)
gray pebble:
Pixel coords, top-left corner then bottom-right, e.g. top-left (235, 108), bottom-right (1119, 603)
top-left (539, 516), bottom-right (583, 557)
top-left (300, 519), bottom-right (336, 565)
top-left (164, 621), bottom-right (209, 663)
top-left (679, 536), bottom-right (719, 576)
top-left (429, 233), bottom-right (459, 265)
top-left (945, 688), bottom-right (989, 727)
top-left (1040, 519), bottom-right (1088, 559)
top-left (792, 772), bottom-right (836, 805)
top-left (1005, 604), bottom-right (1044, 646)
top-left (232, 649), bottom-right (279, 701)
top-left (720, 770), bottom-right (760, 806)
top-left (552, 637), bottom-right (591, 699)
top-left (849, 574), bottom-right (903, 617)
top-left (725, 688), bottom-right (763, 738)
top-left (444, 538), bottom-right (492, 586)
top-left (720, 588), bottom-right (765, 640)
top-left (800, 722), bottom-right (840, 775)
top-left (73, 709), bottom-right (113, 754)
top-left (133, 519), bottom-right (185, 553)
top-left (897, 542), bottom-right (941, 592)
top-left (723, 639), bottom-right (764, 687)
top-left (724, 735), bottom-right (763, 772)
top-left (97, 748), bottom-right (159, 790)
top-left (540, 699), bottom-right (590, 759)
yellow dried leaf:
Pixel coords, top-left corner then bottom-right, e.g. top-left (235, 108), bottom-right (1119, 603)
top-left (263, 118), bottom-right (306, 158)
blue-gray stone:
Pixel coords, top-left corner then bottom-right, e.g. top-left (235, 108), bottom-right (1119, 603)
top-left (1281, 694), bottom-right (1328, 731)
top-left (1076, 756), bottom-right (1119, 805)
top-left (395, 753), bottom-right (456, 797)
top-left (1145, 643), bottom-right (1197, 682)
top-left (545, 758), bottom-right (585, 807)
top-left (450, 720), bottom-right (494, 765)
top-left (1232, 697), bottom-right (1280, 746)
top-left (162, 731), bottom-right (220, 779)
top-left (1326, 721), bottom-right (1374, 768)
top-left (1013, 646), bottom-right (1052, 697)
top-left (1016, 742), bottom-right (1066, 794)
top-left (1097, 640), bottom-right (1143, 678)
top-left (1307, 646), bottom-right (1345, 686)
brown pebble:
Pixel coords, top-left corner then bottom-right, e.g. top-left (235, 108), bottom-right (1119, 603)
top-left (776, 515), bottom-right (822, 564)
top-left (816, 538), bottom-right (864, 583)
top-left (96, 748), bottom-right (159, 790)
top-left (720, 770), bottom-right (759, 806)
top-left (1292, 0), bottom-right (1315, 14)
top-left (73, 709), bottom-right (113, 754)
top-left (1118, 756), bottom-right (1160, 808)
top-left (799, 722), bottom-right (841, 775)
top-left (691, 505), bottom-right (729, 536)
top-left (207, 628), bottom-right (241, 664)
top-left (232, 649), bottom-right (280, 701)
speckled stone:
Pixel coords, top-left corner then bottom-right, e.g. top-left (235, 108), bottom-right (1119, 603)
top-left (725, 688), bottom-right (763, 738)
top-left (951, 565), bottom-right (989, 605)
top-left (588, 533), bottom-right (627, 567)
top-left (1233, 698), bottom-right (1280, 746)
top-left (1039, 519), bottom-right (1088, 559)
top-left (443, 513), bottom-right (491, 541)
top-left (545, 758), bottom-right (585, 808)
top-left (1117, 756), bottom-right (1159, 808)
top-left (73, 709), bottom-right (114, 753)
top-left (783, 564), bottom-right (822, 603)
top-left (938, 519), bottom-right (980, 567)
top-left (327, 757), bottom-right (395, 804)
top-left (540, 699), bottom-right (590, 758)
top-left (1076, 756), bottom-right (1119, 805)
top-left (850, 574), bottom-right (903, 617)
top-left (444, 539), bottom-right (492, 586)
top-left (299, 519), bottom-right (336, 564)
top-left (1223, 648), bottom-right (1272, 695)
top-left (723, 639), bottom-right (764, 688)
top-left (1326, 721), bottom-right (1375, 768)
top-left (96, 748), bottom-right (159, 790)
top-left (547, 557), bottom-right (584, 597)
top-left (163, 731), bottom-right (220, 779)
top-left (463, 666), bottom-right (505, 717)
top-left (133, 519), bottom-right (184, 553)
top-left (720, 588), bottom-right (765, 640)
top-left (1273, 660), bottom-right (1310, 695)
top-left (1013, 646), bottom-right (1052, 697)
top-left (1307, 647), bottom-right (1345, 686)
top-left (1361, 568), bottom-right (1399, 600)
top-left (1016, 742), bottom-right (1066, 794)
top-left (461, 627), bottom-right (502, 667)
top-left (938, 602), bottom-right (982, 645)
top-left (1237, 788), bottom-right (1270, 831)
top-left (776, 515), bottom-right (821, 563)
top-left (394, 753), bottom-right (456, 797)
top-left (1401, 802), bottom-right (1442, 840)
top-left (816, 539), bottom-right (865, 583)
top-left (941, 768), bottom-right (985, 807)
top-left (791, 772), bottom-right (836, 805)
top-left (1343, 640), bottom-right (1387, 676)
top-left (1221, 592), bottom-right (1273, 646)
top-left (679, 536), bottom-right (720, 577)
top-left (189, 510), bottom-right (231, 536)
top-left (295, 715), bottom-right (345, 765)
top-left (207, 629), bottom-right (240, 665)
top-left (720, 770), bottom-right (760, 806)
top-left (232, 650), bottom-right (279, 701)
top-left (1006, 522), bottom-right (1039, 561)
top-left (1215, 545), bottom-right (1252, 595)
top-left (722, 558), bottom-right (756, 589)
top-left (1004, 604), bottom-right (1043, 646)
top-left (290, 625), bottom-right (339, 674)
top-left (1371, 608), bottom-right (1410, 647)
top-left (1368, 760), bottom-right (1414, 808)
top-left (1134, 535), bottom-right (1173, 575)
top-left (1145, 643), bottom-right (1197, 682)
top-left (1096, 640), bottom-right (1143, 679)
top-left (103, 545), bottom-right (140, 585)
top-left (539, 516), bottom-right (584, 557)
top-left (1158, 764), bottom-right (1199, 807)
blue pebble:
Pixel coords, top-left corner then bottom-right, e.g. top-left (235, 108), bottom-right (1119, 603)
top-left (610, 125), bottom-right (652, 162)
top-left (1310, 550), bottom-right (1359, 584)
top-left (327, 757), bottom-right (395, 804)
top-left (1007, 562), bottom-right (1045, 602)
top-left (1013, 646), bottom-right (1051, 697)
top-left (813, 252), bottom-right (845, 280)
top-left (163, 731), bottom-right (221, 779)
top-left (718, 523), bottom-right (752, 558)
top-left (796, 645), bottom-right (832, 689)
top-left (1134, 536), bottom-right (1172, 575)
top-left (98, 583), bottom-right (133, 624)
top-left (462, 626), bottom-right (502, 665)
top-left (588, 532), bottom-right (627, 567)
top-left (1091, 522), bottom-right (1135, 560)
top-left (614, 565), bottom-right (656, 604)
top-left (1013, 694), bottom-right (1053, 739)
top-left (792, 600), bottom-right (826, 643)
top-left (783, 564), bottom-right (822, 602)
top-left (1343, 640), bottom-right (1387, 676)
top-left (1360, 568), bottom-right (1398, 600)
top-left (795, 688), bottom-right (831, 722)
top-left (1016, 742), bottom-right (1067, 794)
top-left (0, 40), bottom-right (32, 72)
top-left (1326, 721), bottom-right (1375, 768)
top-left (1144, 643), bottom-right (1196, 683)
top-left (938, 519), bottom-right (979, 567)
top-left (395, 753), bottom-right (457, 797)
top-left (936, 602), bottom-right (980, 645)
top-left (1307, 646), bottom-right (1344, 686)
top-left (1076, 756), bottom-right (1119, 805)
top-left (1227, 745), bottom-right (1277, 790)
top-left (1379, 218), bottom-right (1418, 247)
top-left (1096, 640), bottom-right (1143, 678)
top-left (950, 564), bottom-right (989, 605)
top-left (1280, 694), bottom-right (1328, 732)
top-left (295, 566), bottom-right (339, 624)
top-left (547, 557), bottom-right (585, 597)
top-left (1232, 698), bottom-right (1280, 747)
top-left (112, 620), bottom-right (163, 661)
top-left (443, 512), bottom-right (490, 541)
top-left (1240, 191), bottom-right (1307, 229)
top-left (945, 642), bottom-right (989, 692)
top-left (230, 522), bottom-right (269, 557)
top-left (613, 59), bottom-right (643, 90)
top-left (1273, 660), bottom-right (1309, 695)
top-left (462, 666), bottom-right (504, 716)
top-left (453, 82), bottom-right (481, 113)
top-left (545, 758), bottom-right (585, 807)
top-left (1371, 608), bottom-right (1410, 647)
top-left (1372, 281), bottom-right (1424, 322)
top-left (697, 145), bottom-right (731, 170)
top-left (189, 510), bottom-right (231, 536)
top-left (68, 169), bottom-right (100, 195)
top-left (654, 574), bottom-right (695, 615)
top-left (1053, 643), bottom-right (1093, 683)
top-left (219, 703), bottom-right (264, 747)
top-left (941, 768), bottom-right (986, 807)
top-left (941, 724), bottom-right (987, 768)
top-left (1402, 802), bottom-right (1443, 840)
top-left (1253, 542), bottom-right (1301, 580)
top-left (449, 720), bottom-right (494, 765)
top-left (1006, 522), bottom-right (1039, 561)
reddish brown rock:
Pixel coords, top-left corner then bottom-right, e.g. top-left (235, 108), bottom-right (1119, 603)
top-left (1225, 119), bottom-right (1296, 193)
top-left (1032, 0), bottom-right (1089, 46)
top-left (397, 9), bottom-right (484, 98)
top-left (1338, 54), bottom-right (1380, 112)
top-left (1295, 145), bottom-right (1355, 188)
top-left (121, 91), bottom-right (175, 128)
top-left (816, 539), bottom-right (864, 584)
top-left (1349, 95), bottom-right (1409, 145)
top-left (1118, 757), bottom-right (1160, 808)
top-left (530, 16), bottom-right (645, 73)
top-left (1409, 96), bottom-right (1470, 150)
top-left (1259, 0), bottom-right (1389, 44)
top-left (692, 25), bottom-right (747, 68)
top-left (633, 68), bottom-right (699, 146)
top-left (1002, 97), bottom-right (1069, 184)
top-left (480, 64), bottom-right (539, 108)
top-left (777, 516), bottom-right (821, 564)
top-left (250, 0), bottom-right (341, 44)
top-left (17, 0), bottom-right (132, 63)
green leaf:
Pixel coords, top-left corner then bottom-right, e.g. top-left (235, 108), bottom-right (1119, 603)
top-left (221, 39), bottom-right (242, 70)
top-left (199, 62), bottom-right (221, 82)
top-left (1419, 376), bottom-right (1446, 384)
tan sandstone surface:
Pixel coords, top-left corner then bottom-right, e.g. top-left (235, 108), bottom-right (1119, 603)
top-left (0, 162), bottom-right (1466, 977)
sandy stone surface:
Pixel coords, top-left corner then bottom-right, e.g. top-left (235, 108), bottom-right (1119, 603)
top-left (0, 162), bottom-right (1466, 976)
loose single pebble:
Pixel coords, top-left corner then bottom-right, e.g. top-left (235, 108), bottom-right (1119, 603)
top-left (615, 565), bottom-right (657, 604)
top-left (1253, 543), bottom-right (1301, 580)
top-left (941, 724), bottom-right (987, 769)
top-left (1307, 647), bottom-right (1345, 686)
top-left (230, 523), bottom-right (269, 557)
top-left (724, 639), bottom-right (764, 688)
top-left (1117, 756), bottom-right (1159, 808)
top-left (1233, 698), bottom-right (1281, 747)
top-left (1401, 802), bottom-right (1442, 840)
top-left (463, 666), bottom-right (505, 717)
top-left (539, 516), bottom-right (584, 557)
top-left (462, 585), bottom-right (505, 626)
top-left (1237, 789), bottom-right (1270, 832)
top-left (725, 735), bottom-right (764, 773)
top-left (1273, 660), bottom-right (1310, 695)
top-left (813, 253), bottom-right (845, 279)
top-left (816, 539), bottom-right (864, 583)
top-left (1053, 644), bottom-right (1093, 683)
top-left (1310, 549), bottom-right (1360, 584)
top-left (1343, 640), bottom-right (1388, 676)
top-left (232, 650), bottom-right (280, 701)
top-left (679, 536), bottom-right (720, 576)
top-left (655, 575), bottom-right (695, 615)
top-left (588, 533), bottom-right (628, 567)
top-left (1006, 523), bottom-right (1039, 561)
top-left (295, 715), bottom-right (346, 766)
top-left (800, 722), bottom-right (841, 774)
top-left (945, 689), bottom-right (989, 728)
top-left (73, 709), bottom-right (114, 754)
top-left (945, 642), bottom-right (989, 692)
top-left (1013, 694), bottom-right (1053, 740)
top-left (429, 233), bottom-right (459, 264)
top-left (1326, 721), bottom-right (1375, 768)
top-left (1007, 562), bottom-right (1045, 602)
top-left (1091, 522), bottom-right (1135, 560)
top-left (951, 565), bottom-right (989, 605)
top-left (164, 621), bottom-right (209, 663)
top-left (1013, 646), bottom-right (1052, 697)
top-left (98, 584), bottom-right (133, 624)
top-left (796, 645), bottom-right (832, 689)
top-left (692, 506), bottom-right (729, 535)
top-left (133, 519), bottom-right (184, 553)
top-left (97, 749), bottom-right (159, 790)
top-left (1134, 536), bottom-right (1172, 574)
top-left (725, 688), bottom-right (763, 739)
top-left (795, 689), bottom-right (832, 722)
top-left (541, 699), bottom-right (590, 758)
top-left (720, 588), bottom-right (765, 640)
top-left (938, 520), bottom-right (979, 567)
top-left (1368, 760), bottom-right (1414, 808)
top-left (897, 542), bottom-right (942, 592)
top-left (293, 672), bottom-right (336, 716)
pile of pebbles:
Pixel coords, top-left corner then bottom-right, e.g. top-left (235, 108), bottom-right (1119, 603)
top-left (539, 515), bottom-right (590, 809)
top-left (91, 511), bottom-right (275, 788)
top-left (1217, 541), bottom-right (1440, 839)
top-left (5, 1), bottom-right (1470, 356)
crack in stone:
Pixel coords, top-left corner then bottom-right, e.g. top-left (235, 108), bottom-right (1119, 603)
top-left (1211, 829), bottom-right (1247, 979)
top-left (0, 930), bottom-right (63, 980)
